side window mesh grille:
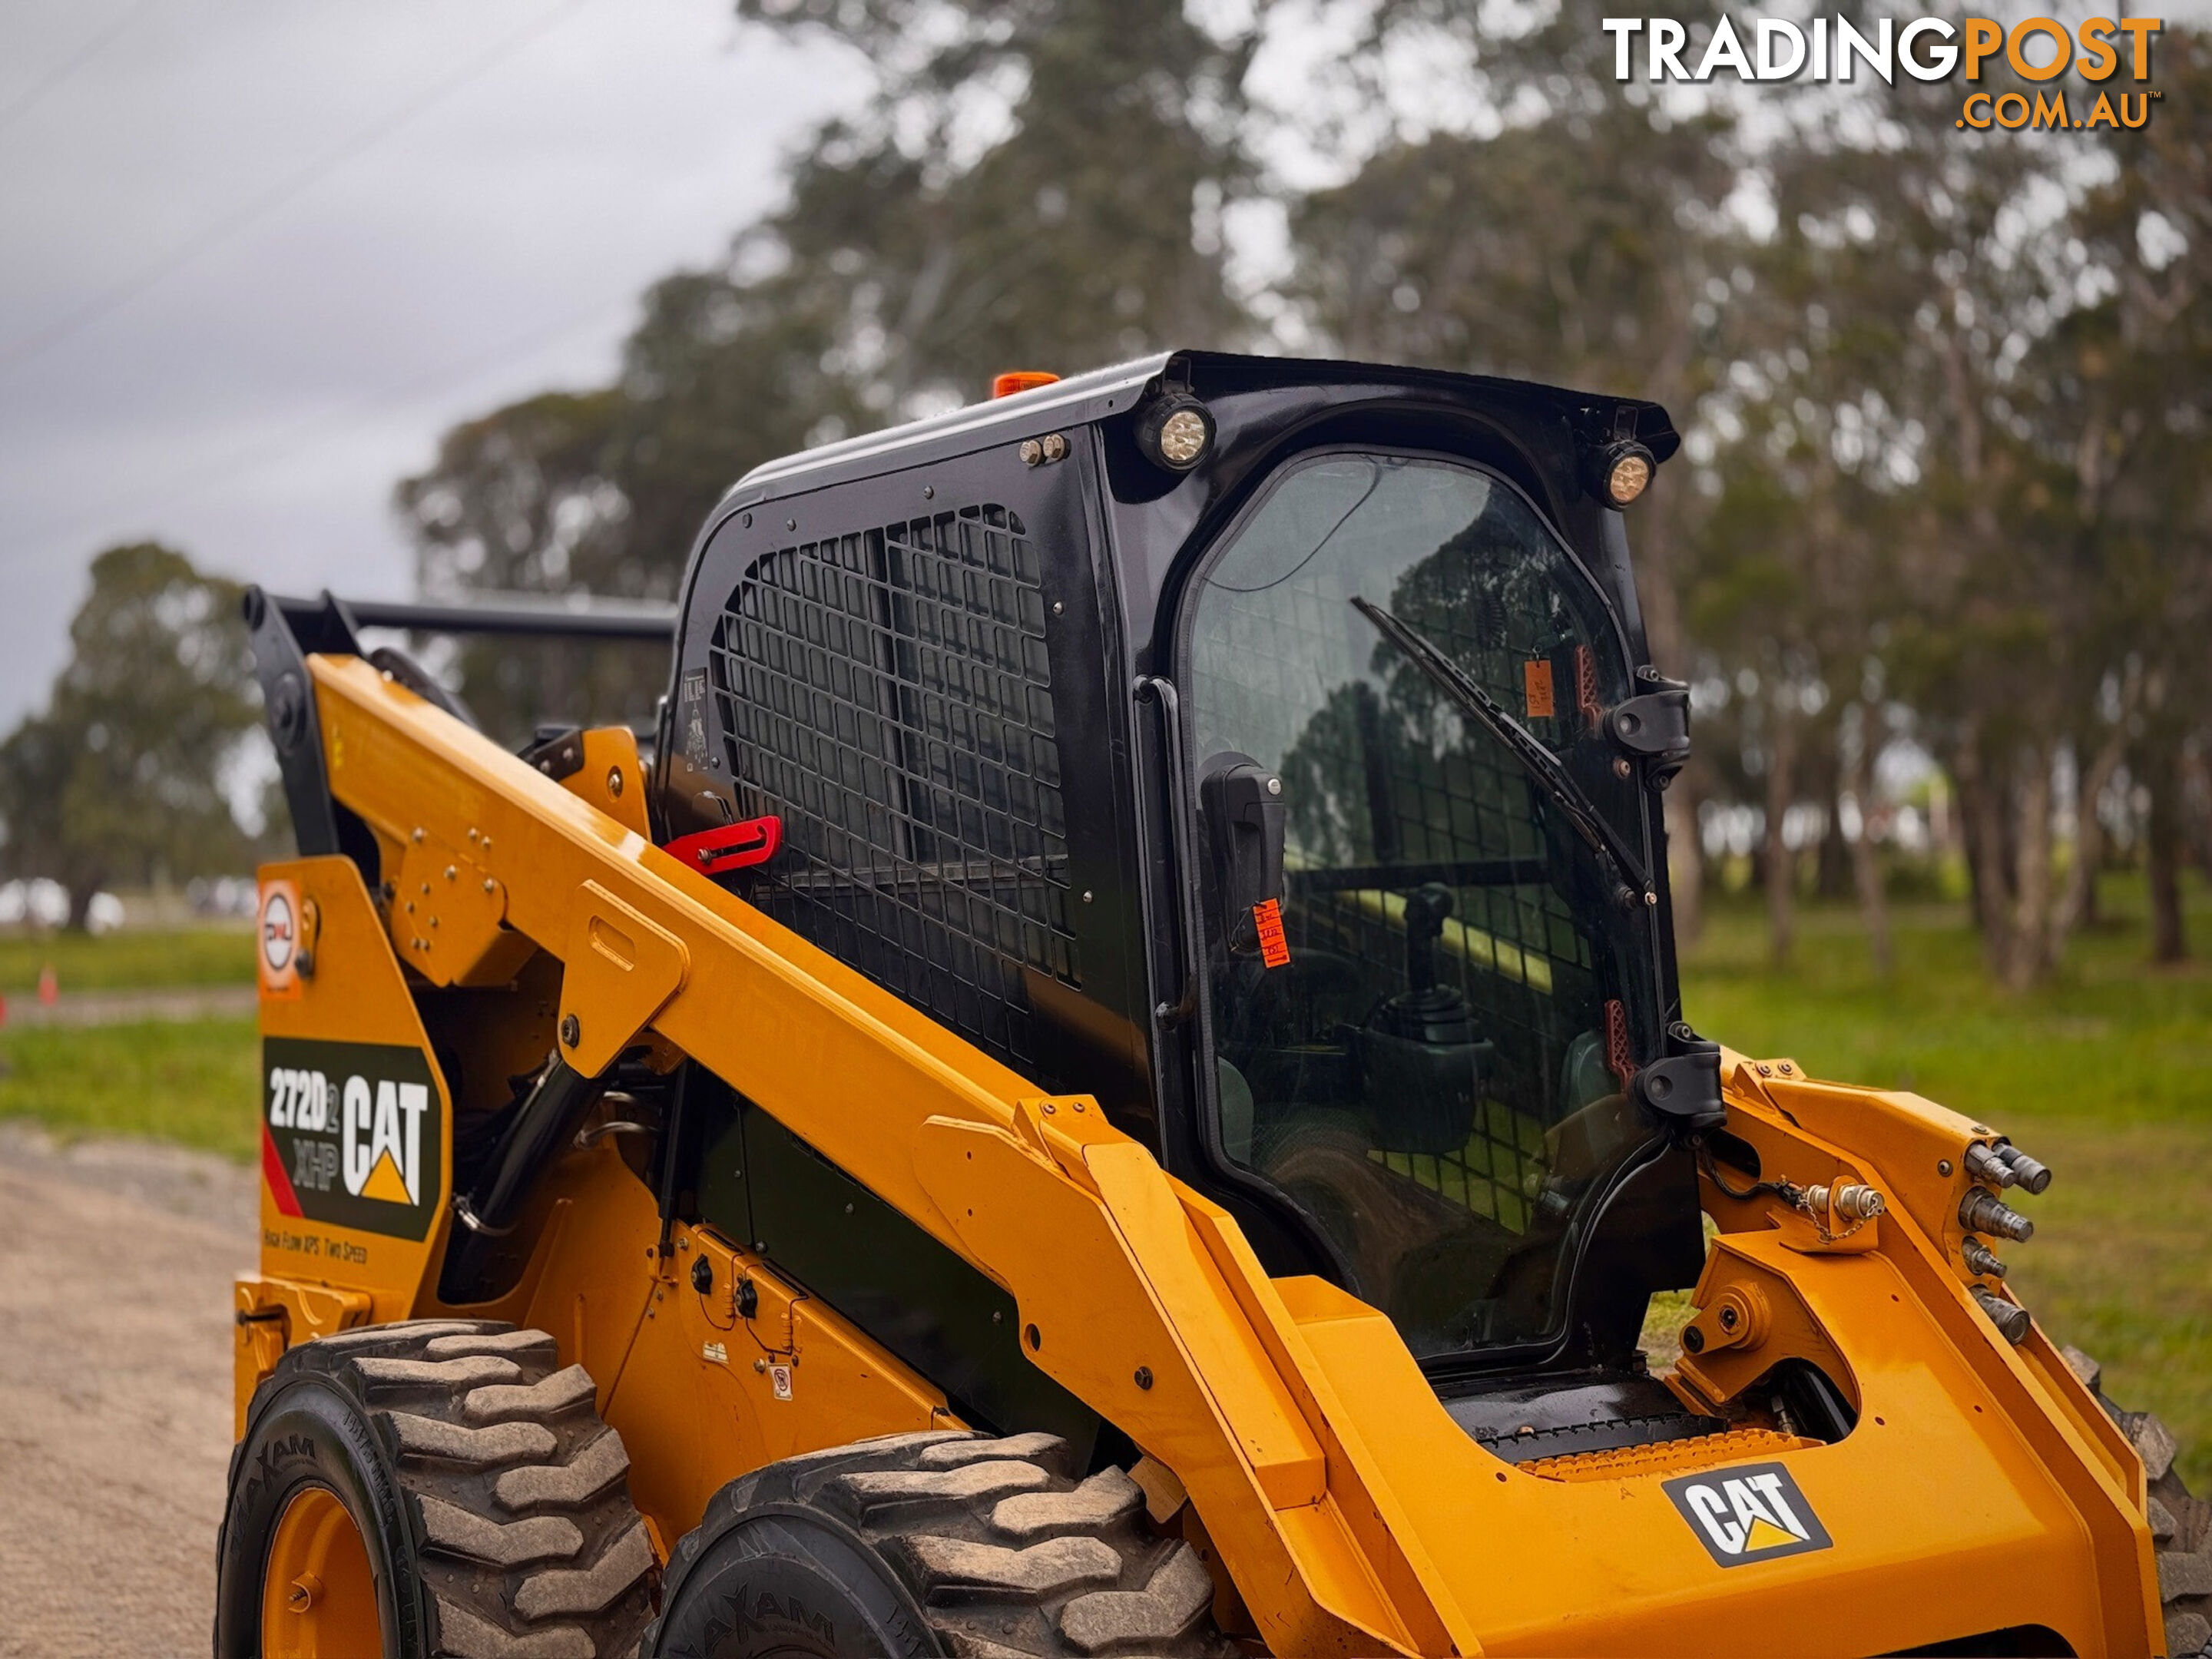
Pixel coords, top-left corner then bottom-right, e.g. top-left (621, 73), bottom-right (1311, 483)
top-left (709, 503), bottom-right (1077, 1076)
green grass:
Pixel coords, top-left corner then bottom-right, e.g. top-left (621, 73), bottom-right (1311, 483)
top-left (0, 1016), bottom-right (260, 1161)
top-left (1681, 871), bottom-right (2212, 1488)
top-left (0, 925), bottom-right (254, 995)
top-left (1, 882), bottom-right (2205, 1486)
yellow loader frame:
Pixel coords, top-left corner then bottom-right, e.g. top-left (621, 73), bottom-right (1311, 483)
top-left (235, 651), bottom-right (2164, 1656)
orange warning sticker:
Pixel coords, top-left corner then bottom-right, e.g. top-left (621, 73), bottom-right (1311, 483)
top-left (1525, 658), bottom-right (1556, 719)
top-left (1252, 898), bottom-right (1291, 969)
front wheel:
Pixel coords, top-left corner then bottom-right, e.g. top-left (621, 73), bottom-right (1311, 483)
top-left (2067, 1347), bottom-right (2212, 1659)
top-left (647, 1429), bottom-right (1232, 1657)
top-left (215, 1319), bottom-right (657, 1658)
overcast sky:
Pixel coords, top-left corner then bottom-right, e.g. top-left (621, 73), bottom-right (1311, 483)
top-left (0, 0), bottom-right (866, 733)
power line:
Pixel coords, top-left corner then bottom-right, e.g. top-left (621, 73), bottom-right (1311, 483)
top-left (0, 1), bottom-right (151, 141)
top-left (3, 286), bottom-right (641, 567)
top-left (0, 0), bottom-right (592, 377)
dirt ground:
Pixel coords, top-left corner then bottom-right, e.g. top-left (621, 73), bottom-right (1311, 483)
top-left (0, 1124), bottom-right (256, 1657)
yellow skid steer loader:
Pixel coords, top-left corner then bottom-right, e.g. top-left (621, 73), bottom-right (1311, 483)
top-left (218, 352), bottom-right (2206, 1657)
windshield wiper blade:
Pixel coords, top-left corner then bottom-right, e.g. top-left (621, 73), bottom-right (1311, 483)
top-left (1351, 595), bottom-right (1655, 911)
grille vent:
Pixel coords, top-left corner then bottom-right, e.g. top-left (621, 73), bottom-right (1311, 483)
top-left (710, 503), bottom-right (1077, 1076)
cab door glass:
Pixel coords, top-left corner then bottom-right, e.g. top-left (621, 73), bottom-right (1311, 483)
top-left (1183, 452), bottom-right (1657, 1359)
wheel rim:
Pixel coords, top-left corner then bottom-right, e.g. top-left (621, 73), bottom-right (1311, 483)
top-left (260, 1485), bottom-right (381, 1659)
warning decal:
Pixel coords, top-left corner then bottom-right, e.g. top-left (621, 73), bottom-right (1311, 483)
top-left (1252, 897), bottom-right (1291, 969)
top-left (1664, 1462), bottom-right (1833, 1568)
top-left (261, 1037), bottom-right (443, 1241)
top-left (1523, 659), bottom-right (1556, 719)
top-left (258, 879), bottom-right (301, 1000)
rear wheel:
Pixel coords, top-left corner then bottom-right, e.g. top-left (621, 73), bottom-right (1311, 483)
top-left (216, 1319), bottom-right (657, 1658)
top-left (646, 1430), bottom-right (1232, 1658)
top-left (2066, 1347), bottom-right (2212, 1658)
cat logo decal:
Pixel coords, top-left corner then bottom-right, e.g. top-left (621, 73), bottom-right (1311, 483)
top-left (1664, 1462), bottom-right (1833, 1567)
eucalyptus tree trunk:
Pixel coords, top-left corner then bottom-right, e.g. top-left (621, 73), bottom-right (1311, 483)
top-left (1765, 704), bottom-right (1800, 966)
top-left (1842, 705), bottom-right (1892, 978)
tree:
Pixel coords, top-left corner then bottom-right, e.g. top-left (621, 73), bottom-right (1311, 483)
top-left (399, 0), bottom-right (1262, 740)
top-left (0, 543), bottom-right (261, 927)
top-left (1282, 0), bottom-right (1741, 941)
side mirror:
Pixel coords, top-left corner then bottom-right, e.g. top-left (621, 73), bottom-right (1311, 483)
top-left (1199, 751), bottom-right (1286, 958)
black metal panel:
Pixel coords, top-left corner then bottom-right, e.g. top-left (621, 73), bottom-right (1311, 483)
top-left (710, 501), bottom-right (1078, 1075)
top-left (242, 588), bottom-right (381, 879)
top-left (663, 437), bottom-right (1154, 1127)
top-left (694, 1094), bottom-right (1100, 1459)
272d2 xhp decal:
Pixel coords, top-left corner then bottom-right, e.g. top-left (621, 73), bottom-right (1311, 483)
top-left (1664, 1462), bottom-right (1833, 1567)
top-left (260, 1037), bottom-right (443, 1241)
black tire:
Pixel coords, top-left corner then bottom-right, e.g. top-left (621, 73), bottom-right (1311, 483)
top-left (217, 1318), bottom-right (657, 1659)
top-left (646, 1429), bottom-right (1232, 1658)
top-left (2065, 1347), bottom-right (2212, 1658)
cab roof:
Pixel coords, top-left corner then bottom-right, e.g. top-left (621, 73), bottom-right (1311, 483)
top-left (723, 349), bottom-right (1680, 508)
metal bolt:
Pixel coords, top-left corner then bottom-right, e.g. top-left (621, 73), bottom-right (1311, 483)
top-left (1717, 1304), bottom-right (1739, 1331)
top-left (754, 1358), bottom-right (767, 1373)
top-left (922, 485), bottom-right (935, 500)
top-left (1777, 1061), bottom-right (1793, 1074)
top-left (1937, 1158), bottom-right (1953, 1177)
top-left (1073, 1101), bottom-right (1086, 1113)
top-left (1041, 432), bottom-right (1068, 462)
top-left (1020, 439), bottom-right (1043, 466)
top-left (1051, 600), bottom-right (1065, 616)
top-left (1081, 889), bottom-right (1093, 903)
top-left (1134, 1366), bottom-right (1154, 1390)
top-left (412, 827), bottom-right (424, 843)
top-left (444, 865), bottom-right (456, 881)
top-left (992, 1310), bottom-right (1003, 1324)
top-left (1041, 1102), bottom-right (1056, 1114)
top-left (482, 878), bottom-right (495, 893)
top-left (1757, 1063), bottom-right (1773, 1076)
top-left (481, 838), bottom-right (492, 853)
top-left (1266, 775), bottom-right (1282, 796)
top-left (405, 899), bottom-right (415, 913)
top-left (560, 1013), bottom-right (581, 1048)
top-left (742, 512), bottom-right (753, 528)
top-left (1613, 757), bottom-right (1632, 778)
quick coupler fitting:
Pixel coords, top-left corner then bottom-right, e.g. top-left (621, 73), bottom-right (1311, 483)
top-left (1959, 1187), bottom-right (2035, 1242)
top-left (1804, 1182), bottom-right (1886, 1222)
top-left (1972, 1285), bottom-right (2032, 1345)
top-left (1963, 1142), bottom-right (2017, 1189)
top-left (1964, 1140), bottom-right (2053, 1195)
top-left (1960, 1236), bottom-right (2008, 1280)
top-left (1997, 1143), bottom-right (2052, 1195)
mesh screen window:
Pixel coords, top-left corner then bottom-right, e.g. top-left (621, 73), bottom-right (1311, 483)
top-left (710, 504), bottom-right (1078, 1077)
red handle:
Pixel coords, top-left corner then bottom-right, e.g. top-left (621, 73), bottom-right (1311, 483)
top-left (663, 815), bottom-right (782, 874)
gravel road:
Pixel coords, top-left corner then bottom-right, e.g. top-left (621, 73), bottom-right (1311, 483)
top-left (0, 1123), bottom-right (255, 1657)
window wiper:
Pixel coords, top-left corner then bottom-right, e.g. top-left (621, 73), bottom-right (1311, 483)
top-left (1351, 595), bottom-right (1656, 912)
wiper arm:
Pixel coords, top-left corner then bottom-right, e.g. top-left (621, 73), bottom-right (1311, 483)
top-left (1351, 595), bottom-right (1655, 912)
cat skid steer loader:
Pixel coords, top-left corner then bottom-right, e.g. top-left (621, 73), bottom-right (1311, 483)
top-left (219, 353), bottom-right (2207, 1658)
